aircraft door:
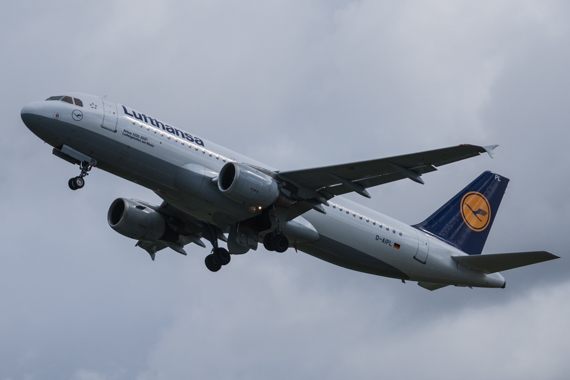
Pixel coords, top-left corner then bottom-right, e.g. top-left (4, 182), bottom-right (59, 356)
top-left (414, 231), bottom-right (429, 264)
top-left (101, 99), bottom-right (118, 132)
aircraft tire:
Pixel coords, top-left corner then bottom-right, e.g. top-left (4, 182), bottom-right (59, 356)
top-left (214, 248), bottom-right (231, 266)
top-left (205, 254), bottom-right (222, 272)
top-left (263, 234), bottom-right (275, 251)
top-left (68, 178), bottom-right (78, 190)
top-left (273, 234), bottom-right (289, 253)
top-left (74, 177), bottom-right (85, 189)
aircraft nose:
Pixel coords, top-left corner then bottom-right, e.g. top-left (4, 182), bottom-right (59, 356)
top-left (21, 101), bottom-right (46, 129)
top-left (21, 101), bottom-right (45, 118)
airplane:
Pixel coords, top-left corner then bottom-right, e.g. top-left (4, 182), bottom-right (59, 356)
top-left (20, 93), bottom-right (559, 291)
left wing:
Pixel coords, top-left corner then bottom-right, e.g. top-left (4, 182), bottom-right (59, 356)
top-left (132, 200), bottom-right (207, 260)
top-left (277, 144), bottom-right (497, 219)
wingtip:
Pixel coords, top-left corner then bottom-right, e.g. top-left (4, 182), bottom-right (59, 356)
top-left (483, 144), bottom-right (499, 159)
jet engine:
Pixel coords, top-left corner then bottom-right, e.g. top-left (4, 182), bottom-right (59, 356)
top-left (218, 162), bottom-right (280, 208)
top-left (107, 198), bottom-right (167, 241)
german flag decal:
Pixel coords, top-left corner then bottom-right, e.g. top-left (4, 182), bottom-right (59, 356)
top-left (394, 243), bottom-right (401, 250)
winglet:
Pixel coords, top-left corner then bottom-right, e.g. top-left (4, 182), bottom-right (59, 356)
top-left (483, 145), bottom-right (499, 159)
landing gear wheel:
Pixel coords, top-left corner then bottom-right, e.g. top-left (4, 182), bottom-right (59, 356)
top-left (273, 234), bottom-right (289, 253)
top-left (68, 176), bottom-right (85, 190)
top-left (214, 248), bottom-right (231, 266)
top-left (263, 233), bottom-right (275, 251)
top-left (74, 176), bottom-right (85, 189)
top-left (205, 254), bottom-right (222, 272)
top-left (263, 233), bottom-right (289, 252)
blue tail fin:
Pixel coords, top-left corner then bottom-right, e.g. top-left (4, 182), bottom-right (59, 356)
top-left (413, 171), bottom-right (509, 255)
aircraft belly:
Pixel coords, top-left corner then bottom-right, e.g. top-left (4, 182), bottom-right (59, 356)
top-left (39, 116), bottom-right (264, 227)
top-left (299, 210), bottom-right (414, 279)
top-left (298, 236), bottom-right (409, 279)
top-left (43, 117), bottom-right (178, 191)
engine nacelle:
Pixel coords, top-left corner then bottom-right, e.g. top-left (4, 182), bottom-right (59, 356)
top-left (107, 198), bottom-right (166, 241)
top-left (218, 162), bottom-right (280, 208)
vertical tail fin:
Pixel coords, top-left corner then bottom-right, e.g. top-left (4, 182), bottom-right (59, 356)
top-left (413, 171), bottom-right (509, 255)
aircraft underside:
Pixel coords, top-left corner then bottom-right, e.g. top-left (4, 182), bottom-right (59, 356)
top-left (20, 93), bottom-right (559, 290)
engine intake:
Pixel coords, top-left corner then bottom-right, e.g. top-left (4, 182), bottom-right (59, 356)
top-left (218, 162), bottom-right (279, 208)
top-left (107, 198), bottom-right (167, 241)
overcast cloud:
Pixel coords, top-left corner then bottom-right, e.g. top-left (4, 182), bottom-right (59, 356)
top-left (1, 1), bottom-right (569, 379)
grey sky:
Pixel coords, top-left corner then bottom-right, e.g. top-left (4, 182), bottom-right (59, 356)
top-left (2, 1), bottom-right (569, 379)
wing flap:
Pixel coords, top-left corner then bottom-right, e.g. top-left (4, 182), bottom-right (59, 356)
top-left (452, 251), bottom-right (559, 274)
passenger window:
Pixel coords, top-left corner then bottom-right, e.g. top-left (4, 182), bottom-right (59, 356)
top-left (61, 96), bottom-right (73, 104)
top-left (74, 98), bottom-right (83, 107)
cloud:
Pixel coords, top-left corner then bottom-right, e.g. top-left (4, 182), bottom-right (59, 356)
top-left (135, 276), bottom-right (570, 380)
top-left (1, 0), bottom-right (569, 379)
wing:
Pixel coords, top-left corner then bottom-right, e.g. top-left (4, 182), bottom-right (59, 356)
top-left (277, 144), bottom-right (497, 220)
top-left (133, 200), bottom-right (207, 260)
top-left (136, 234), bottom-right (206, 261)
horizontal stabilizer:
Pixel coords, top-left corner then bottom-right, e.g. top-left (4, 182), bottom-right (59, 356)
top-left (418, 282), bottom-right (450, 291)
top-left (452, 251), bottom-right (559, 274)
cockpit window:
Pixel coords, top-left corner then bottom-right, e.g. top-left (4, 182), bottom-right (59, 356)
top-left (45, 95), bottom-right (84, 107)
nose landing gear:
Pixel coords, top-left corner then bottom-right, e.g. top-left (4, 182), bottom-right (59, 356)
top-left (68, 161), bottom-right (92, 190)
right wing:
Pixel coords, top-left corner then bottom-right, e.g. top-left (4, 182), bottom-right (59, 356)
top-left (277, 144), bottom-right (497, 219)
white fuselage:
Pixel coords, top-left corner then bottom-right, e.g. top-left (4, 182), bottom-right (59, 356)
top-left (21, 93), bottom-right (505, 288)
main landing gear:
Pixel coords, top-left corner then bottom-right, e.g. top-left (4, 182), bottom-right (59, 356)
top-left (263, 230), bottom-right (289, 253)
top-left (202, 224), bottom-right (231, 272)
top-left (68, 161), bottom-right (93, 190)
top-left (205, 247), bottom-right (231, 272)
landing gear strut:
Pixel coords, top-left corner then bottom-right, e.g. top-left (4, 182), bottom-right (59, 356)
top-left (68, 161), bottom-right (92, 190)
top-left (203, 224), bottom-right (231, 272)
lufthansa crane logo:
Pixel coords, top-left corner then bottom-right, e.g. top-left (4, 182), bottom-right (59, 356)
top-left (460, 192), bottom-right (491, 232)
top-left (72, 110), bottom-right (83, 121)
